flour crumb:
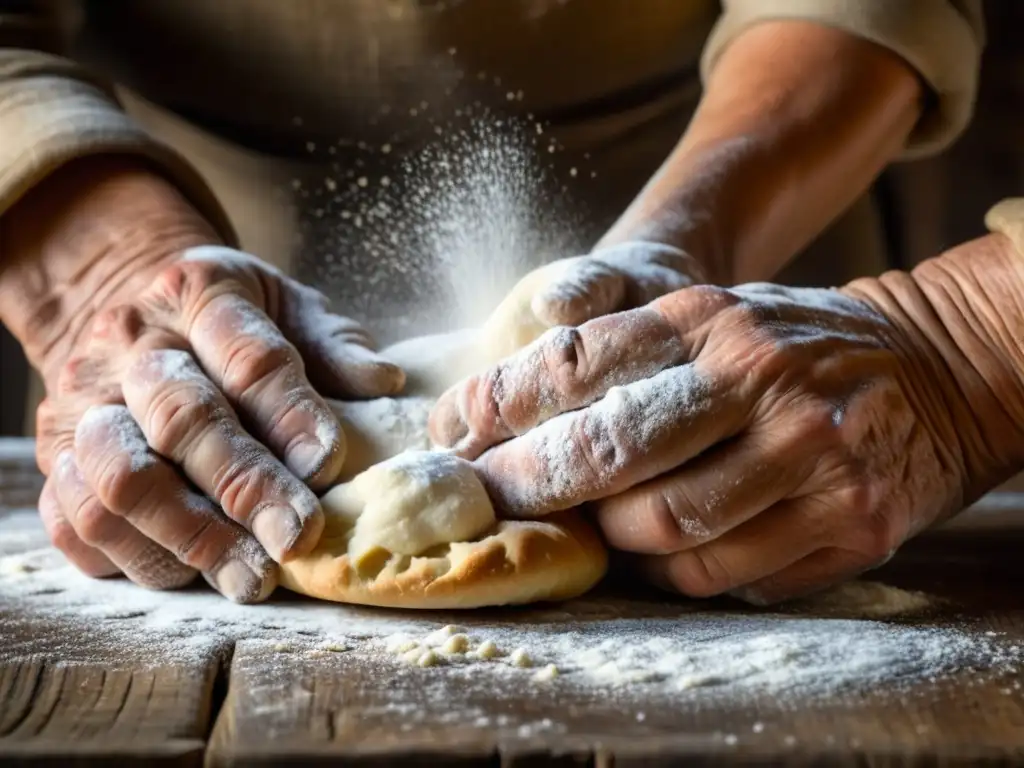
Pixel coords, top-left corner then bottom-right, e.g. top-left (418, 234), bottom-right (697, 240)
top-left (473, 640), bottom-right (499, 659)
top-left (533, 663), bottom-right (558, 682)
top-left (442, 634), bottom-right (470, 654)
top-left (401, 647), bottom-right (424, 665)
top-left (510, 648), bottom-right (532, 668)
top-left (789, 581), bottom-right (934, 618)
top-left (417, 649), bottom-right (440, 668)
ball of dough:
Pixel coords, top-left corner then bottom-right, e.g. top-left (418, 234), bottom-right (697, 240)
top-left (479, 259), bottom-right (574, 360)
top-left (338, 451), bottom-right (497, 558)
top-left (382, 329), bottom-right (483, 398)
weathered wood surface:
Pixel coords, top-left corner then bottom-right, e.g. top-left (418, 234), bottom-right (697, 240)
top-left (3, 437), bottom-right (1024, 766)
top-left (204, 531), bottom-right (1024, 767)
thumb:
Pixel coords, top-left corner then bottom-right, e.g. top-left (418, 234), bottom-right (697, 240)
top-left (531, 258), bottom-right (628, 327)
top-left (283, 286), bottom-right (406, 398)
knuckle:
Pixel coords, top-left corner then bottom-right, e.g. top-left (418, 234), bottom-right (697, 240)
top-left (56, 355), bottom-right (102, 396)
top-left (73, 499), bottom-right (118, 547)
top-left (89, 305), bottom-right (143, 345)
top-left (49, 518), bottom-right (84, 554)
top-left (669, 549), bottom-right (733, 598)
top-left (640, 494), bottom-right (694, 552)
top-left (540, 326), bottom-right (589, 402)
top-left (174, 519), bottom-right (218, 568)
top-left (855, 505), bottom-right (902, 560)
top-left (89, 452), bottom-right (147, 512)
top-left (144, 384), bottom-right (222, 459)
top-left (152, 260), bottom-right (222, 304)
top-left (573, 413), bottom-right (620, 484)
top-left (659, 485), bottom-right (714, 542)
top-left (691, 284), bottom-right (741, 313)
top-left (221, 335), bottom-right (300, 397)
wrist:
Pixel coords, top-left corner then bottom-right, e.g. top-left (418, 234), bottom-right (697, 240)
top-left (845, 233), bottom-right (1024, 502)
top-left (0, 155), bottom-right (220, 377)
top-left (601, 21), bottom-right (920, 287)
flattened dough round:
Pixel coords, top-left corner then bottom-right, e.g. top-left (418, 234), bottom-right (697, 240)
top-left (279, 451), bottom-right (606, 608)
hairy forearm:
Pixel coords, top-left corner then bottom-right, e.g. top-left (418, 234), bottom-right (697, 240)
top-left (848, 233), bottom-right (1024, 503)
top-left (0, 156), bottom-right (218, 376)
top-left (600, 20), bottom-right (922, 285)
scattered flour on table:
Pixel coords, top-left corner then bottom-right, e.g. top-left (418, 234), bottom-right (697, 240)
top-left (2, 543), bottom-right (1021, 712)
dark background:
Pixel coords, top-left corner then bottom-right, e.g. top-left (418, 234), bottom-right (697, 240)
top-left (2, 0), bottom-right (1022, 437)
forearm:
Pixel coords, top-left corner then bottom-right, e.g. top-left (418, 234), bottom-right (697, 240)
top-left (599, 20), bottom-right (922, 285)
top-left (0, 156), bottom-right (219, 377)
top-left (847, 226), bottom-right (1024, 503)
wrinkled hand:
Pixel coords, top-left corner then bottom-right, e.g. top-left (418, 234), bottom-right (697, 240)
top-left (6, 159), bottom-right (404, 602)
top-left (529, 241), bottom-right (707, 328)
top-left (35, 245), bottom-right (404, 602)
top-left (430, 283), bottom-right (967, 604)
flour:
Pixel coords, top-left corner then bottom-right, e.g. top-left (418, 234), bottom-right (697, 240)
top-left (2, 534), bottom-right (1021, 711)
top-left (485, 365), bottom-right (711, 514)
top-left (297, 112), bottom-right (587, 345)
top-left (75, 404), bottom-right (155, 473)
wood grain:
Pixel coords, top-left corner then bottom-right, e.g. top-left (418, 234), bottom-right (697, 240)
top-left (0, 439), bottom-right (224, 767)
top-left (4, 437), bottom-right (1024, 766)
top-left (205, 535), bottom-right (1024, 767)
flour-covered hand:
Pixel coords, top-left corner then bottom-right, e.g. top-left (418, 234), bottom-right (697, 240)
top-left (430, 281), bottom-right (974, 604)
top-left (529, 241), bottom-right (706, 328)
top-left (4, 158), bottom-right (404, 602)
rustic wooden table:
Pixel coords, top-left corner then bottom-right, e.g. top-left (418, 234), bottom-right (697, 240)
top-left (2, 437), bottom-right (1023, 767)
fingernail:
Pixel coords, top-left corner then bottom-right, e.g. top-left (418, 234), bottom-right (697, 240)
top-left (214, 558), bottom-right (263, 603)
top-left (370, 360), bottom-right (406, 394)
top-left (288, 437), bottom-right (328, 478)
top-left (252, 505), bottom-right (301, 561)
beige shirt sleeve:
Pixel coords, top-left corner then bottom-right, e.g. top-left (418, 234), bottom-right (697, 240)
top-left (0, 6), bottom-right (235, 243)
top-left (701, 0), bottom-right (985, 160)
top-left (986, 199), bottom-right (1024, 258)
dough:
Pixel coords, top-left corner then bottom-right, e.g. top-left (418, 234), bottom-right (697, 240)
top-left (281, 259), bottom-right (608, 609)
top-left (380, 259), bottom-right (573, 396)
top-left (382, 329), bottom-right (482, 398)
top-left (344, 452), bottom-right (496, 558)
top-left (478, 259), bottom-right (572, 360)
top-left (328, 397), bottom-right (434, 480)
top-left (279, 452), bottom-right (606, 609)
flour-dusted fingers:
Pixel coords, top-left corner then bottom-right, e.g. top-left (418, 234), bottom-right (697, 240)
top-left (638, 497), bottom-right (840, 598)
top-left (73, 404), bottom-right (278, 602)
top-left (594, 432), bottom-right (812, 554)
top-left (178, 287), bottom-right (345, 489)
top-left (531, 243), bottom-right (702, 327)
top-left (121, 349), bottom-right (323, 562)
top-left (38, 476), bottom-right (119, 577)
top-left (474, 362), bottom-right (747, 518)
top-left (51, 451), bottom-right (197, 590)
top-left (431, 305), bottom-right (696, 458)
top-left (279, 282), bottom-right (406, 398)
top-left (728, 548), bottom-right (876, 606)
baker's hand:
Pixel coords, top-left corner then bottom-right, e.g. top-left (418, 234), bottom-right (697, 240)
top-left (430, 282), bottom-right (969, 604)
top-left (4, 158), bottom-right (403, 602)
top-left (529, 241), bottom-right (707, 327)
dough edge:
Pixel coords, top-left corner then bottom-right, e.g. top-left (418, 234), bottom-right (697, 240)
top-left (279, 510), bottom-right (607, 609)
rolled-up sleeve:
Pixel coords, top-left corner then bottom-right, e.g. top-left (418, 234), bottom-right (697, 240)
top-left (986, 199), bottom-right (1024, 257)
top-left (700, 0), bottom-right (985, 160)
top-left (0, 4), bottom-right (235, 242)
